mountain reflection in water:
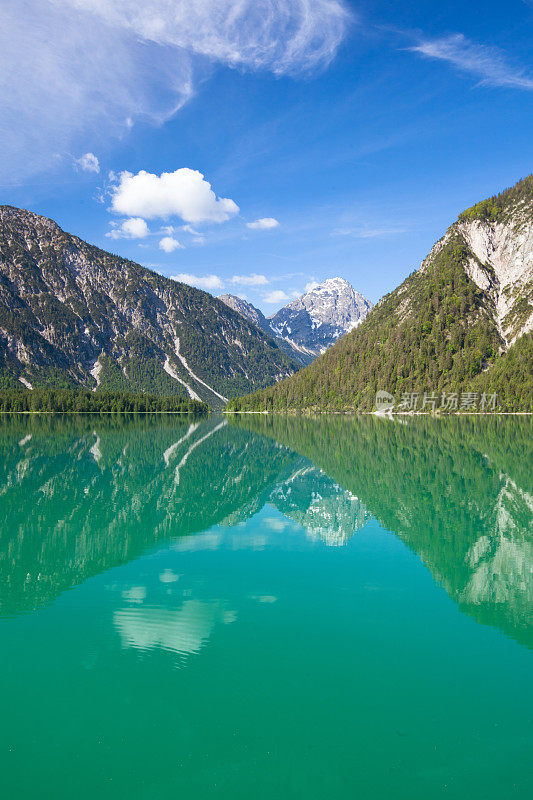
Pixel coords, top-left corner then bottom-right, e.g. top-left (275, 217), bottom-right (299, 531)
top-left (0, 413), bottom-right (531, 649)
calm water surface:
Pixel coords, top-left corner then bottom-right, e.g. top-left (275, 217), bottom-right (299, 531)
top-left (0, 414), bottom-right (532, 798)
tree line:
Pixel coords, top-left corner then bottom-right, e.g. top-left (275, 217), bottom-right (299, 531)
top-left (0, 388), bottom-right (208, 413)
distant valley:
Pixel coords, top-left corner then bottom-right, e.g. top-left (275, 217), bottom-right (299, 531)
top-left (220, 277), bottom-right (372, 363)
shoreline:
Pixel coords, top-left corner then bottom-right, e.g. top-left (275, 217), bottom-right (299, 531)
top-left (0, 409), bottom-right (530, 416)
top-left (224, 410), bottom-right (532, 416)
top-left (0, 410), bottom-right (209, 415)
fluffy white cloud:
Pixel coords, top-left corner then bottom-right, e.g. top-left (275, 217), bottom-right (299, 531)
top-left (111, 168), bottom-right (239, 224)
top-left (246, 217), bottom-right (279, 230)
top-left (305, 280), bottom-right (320, 292)
top-left (263, 289), bottom-right (290, 304)
top-left (106, 217), bottom-right (149, 239)
top-left (76, 152), bottom-right (100, 173)
top-left (409, 34), bottom-right (533, 90)
top-left (0, 1), bottom-right (350, 179)
top-left (159, 236), bottom-right (183, 253)
top-left (231, 273), bottom-right (269, 286)
top-left (172, 273), bottom-right (224, 291)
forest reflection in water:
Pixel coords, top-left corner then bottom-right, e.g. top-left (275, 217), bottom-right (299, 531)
top-left (0, 413), bottom-right (531, 648)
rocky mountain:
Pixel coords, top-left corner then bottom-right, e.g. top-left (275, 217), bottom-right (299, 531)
top-left (0, 206), bottom-right (301, 408)
top-left (218, 294), bottom-right (313, 366)
top-left (229, 176), bottom-right (533, 412)
top-left (218, 294), bottom-right (268, 332)
top-left (220, 277), bottom-right (372, 362)
top-left (269, 277), bottom-right (373, 356)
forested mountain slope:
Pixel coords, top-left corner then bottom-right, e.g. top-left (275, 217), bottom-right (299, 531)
top-left (229, 176), bottom-right (533, 412)
top-left (0, 206), bottom-right (300, 408)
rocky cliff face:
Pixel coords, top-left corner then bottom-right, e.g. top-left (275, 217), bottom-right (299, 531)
top-left (0, 206), bottom-right (301, 407)
top-left (421, 185), bottom-right (533, 345)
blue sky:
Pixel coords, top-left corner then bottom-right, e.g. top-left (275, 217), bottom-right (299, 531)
top-left (1, 0), bottom-right (532, 312)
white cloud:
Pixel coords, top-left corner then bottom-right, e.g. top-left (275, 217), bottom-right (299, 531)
top-left (305, 280), bottom-right (319, 292)
top-left (172, 273), bottom-right (224, 291)
top-left (332, 225), bottom-right (408, 238)
top-left (106, 217), bottom-right (149, 239)
top-left (73, 1), bottom-right (350, 75)
top-left (76, 152), bottom-right (100, 173)
top-left (111, 168), bottom-right (239, 224)
top-left (0, 1), bottom-right (350, 179)
top-left (263, 289), bottom-right (290, 304)
top-left (231, 273), bottom-right (269, 286)
top-left (409, 34), bottom-right (533, 90)
top-left (246, 217), bottom-right (279, 230)
top-left (159, 236), bottom-right (183, 253)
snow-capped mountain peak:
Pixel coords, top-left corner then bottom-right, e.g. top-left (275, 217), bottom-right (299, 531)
top-left (268, 277), bottom-right (373, 355)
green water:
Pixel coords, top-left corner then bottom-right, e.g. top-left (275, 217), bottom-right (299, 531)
top-left (0, 414), bottom-right (531, 798)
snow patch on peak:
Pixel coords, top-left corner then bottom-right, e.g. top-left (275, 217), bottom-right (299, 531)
top-left (268, 276), bottom-right (373, 356)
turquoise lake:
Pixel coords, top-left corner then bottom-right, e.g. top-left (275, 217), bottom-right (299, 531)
top-left (0, 414), bottom-right (531, 798)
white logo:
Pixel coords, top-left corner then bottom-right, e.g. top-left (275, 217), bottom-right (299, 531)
top-left (375, 390), bottom-right (395, 412)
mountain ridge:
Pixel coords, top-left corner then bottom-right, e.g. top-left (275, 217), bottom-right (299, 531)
top-left (0, 205), bottom-right (302, 408)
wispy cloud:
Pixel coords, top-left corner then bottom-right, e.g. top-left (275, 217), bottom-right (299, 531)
top-left (75, 152), bottom-right (100, 173)
top-left (172, 273), bottom-right (224, 291)
top-left (83, 1), bottom-right (352, 74)
top-left (231, 274), bottom-right (269, 286)
top-left (332, 225), bottom-right (408, 238)
top-left (408, 33), bottom-right (533, 90)
top-left (0, 0), bottom-right (351, 179)
top-left (263, 289), bottom-right (290, 304)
